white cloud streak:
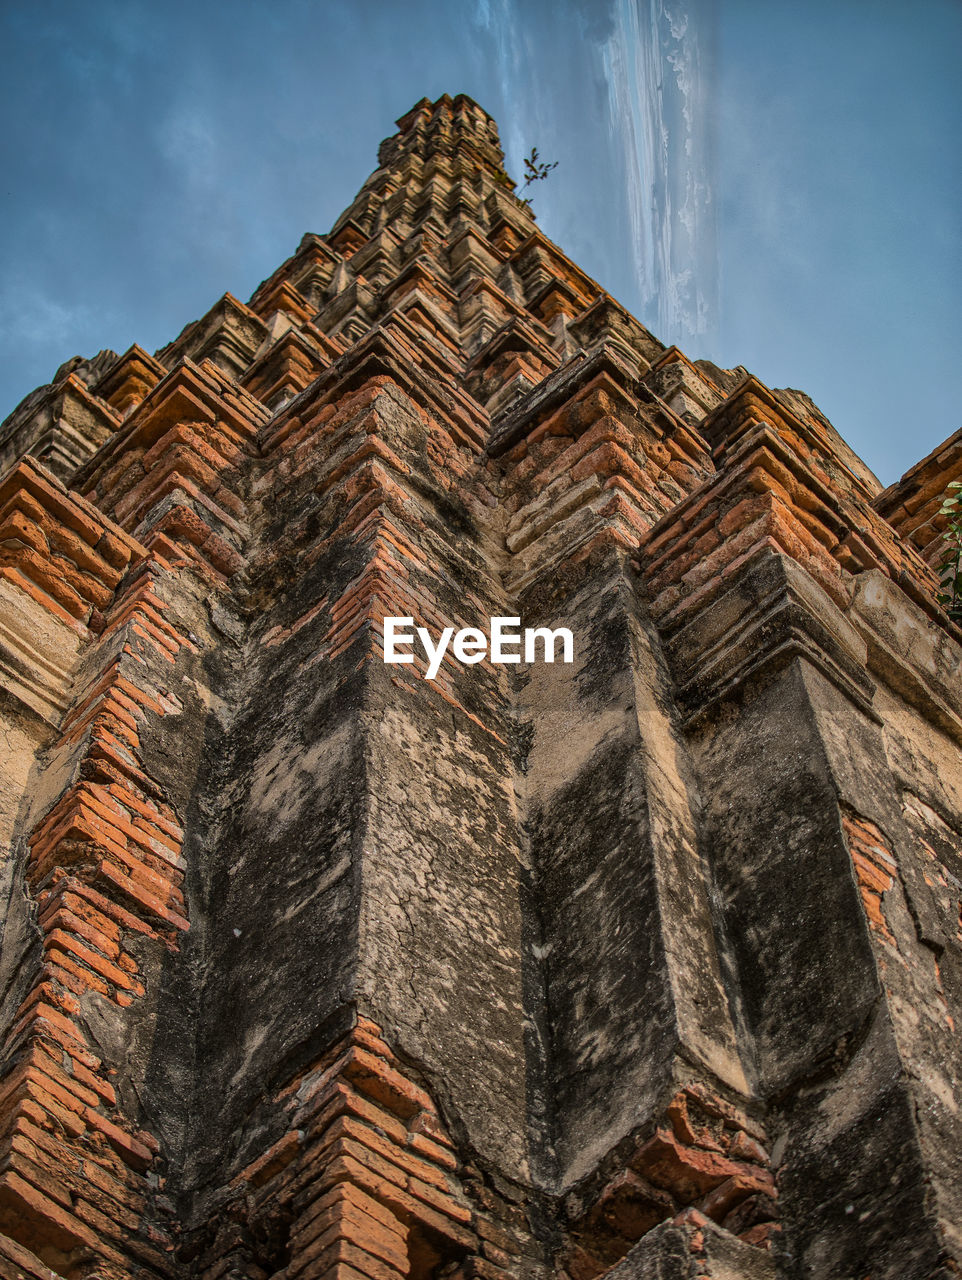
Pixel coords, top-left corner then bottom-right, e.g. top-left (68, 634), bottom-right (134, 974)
top-left (600, 0), bottom-right (716, 344)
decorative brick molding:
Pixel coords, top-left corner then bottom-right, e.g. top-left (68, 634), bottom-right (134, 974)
top-left (0, 458), bottom-right (143, 633)
top-left (79, 359), bottom-right (268, 581)
top-left (187, 1015), bottom-right (538, 1280)
top-left (875, 426), bottom-right (962, 570)
top-left (561, 1085), bottom-right (778, 1279)
top-left (640, 413), bottom-right (940, 638)
top-left (0, 557), bottom-right (192, 1278)
top-left (0, 372), bottom-right (123, 483)
top-left (92, 346), bottom-right (167, 420)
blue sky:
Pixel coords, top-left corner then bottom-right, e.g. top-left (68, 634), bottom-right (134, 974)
top-left (0, 0), bottom-right (958, 484)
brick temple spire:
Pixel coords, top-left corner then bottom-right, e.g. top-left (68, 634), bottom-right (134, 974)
top-left (0, 95), bottom-right (960, 1280)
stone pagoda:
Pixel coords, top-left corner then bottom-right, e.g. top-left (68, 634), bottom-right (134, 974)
top-left (0, 94), bottom-right (959, 1280)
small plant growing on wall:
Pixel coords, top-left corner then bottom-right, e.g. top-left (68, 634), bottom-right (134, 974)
top-left (518, 147), bottom-right (558, 210)
top-left (936, 479), bottom-right (962, 621)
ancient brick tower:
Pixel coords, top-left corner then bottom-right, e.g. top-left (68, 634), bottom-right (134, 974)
top-left (0, 93), bottom-right (960, 1280)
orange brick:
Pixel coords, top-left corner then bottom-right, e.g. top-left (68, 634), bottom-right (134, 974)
top-left (289, 1235), bottom-right (405, 1280)
top-left (309, 1082), bottom-right (408, 1147)
top-left (30, 1045), bottom-right (101, 1109)
top-left (6, 1148), bottom-right (73, 1213)
top-left (302, 1182), bottom-right (407, 1240)
top-left (291, 1202), bottom-right (409, 1271)
top-left (40, 897), bottom-right (122, 953)
top-left (0, 1169), bottom-right (98, 1255)
top-left (339, 1047), bottom-right (433, 1119)
top-left (319, 1153), bottom-right (477, 1251)
top-left (232, 1129), bottom-right (303, 1189)
top-left (9, 999), bottom-right (88, 1051)
top-left (0, 1229), bottom-right (62, 1280)
top-left (407, 1131), bottom-right (458, 1172)
top-left (45, 929), bottom-right (144, 993)
top-left (83, 1108), bottom-right (153, 1172)
top-left (41, 953), bottom-right (110, 999)
top-left (409, 1110), bottom-right (454, 1148)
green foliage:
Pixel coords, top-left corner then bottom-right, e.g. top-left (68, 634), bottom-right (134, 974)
top-left (935, 479), bottom-right (962, 622)
top-left (522, 147), bottom-right (559, 186)
top-left (517, 146), bottom-right (558, 210)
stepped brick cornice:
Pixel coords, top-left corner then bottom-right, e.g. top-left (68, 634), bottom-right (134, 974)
top-left (875, 424), bottom-right (962, 569)
top-left (92, 345), bottom-right (168, 419)
top-left (0, 93), bottom-right (959, 1280)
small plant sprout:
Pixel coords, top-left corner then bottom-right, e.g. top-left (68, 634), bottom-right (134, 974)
top-left (936, 479), bottom-right (962, 622)
top-left (517, 146), bottom-right (558, 210)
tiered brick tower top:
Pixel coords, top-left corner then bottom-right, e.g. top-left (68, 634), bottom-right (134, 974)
top-left (0, 93), bottom-right (960, 1280)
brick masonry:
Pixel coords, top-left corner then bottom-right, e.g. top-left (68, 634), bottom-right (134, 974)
top-left (0, 94), bottom-right (959, 1280)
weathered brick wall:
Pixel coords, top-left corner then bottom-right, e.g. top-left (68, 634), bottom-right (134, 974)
top-left (0, 93), bottom-right (959, 1280)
